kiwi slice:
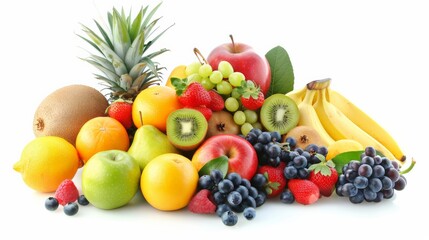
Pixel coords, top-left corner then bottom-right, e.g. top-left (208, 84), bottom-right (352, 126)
top-left (260, 94), bottom-right (299, 135)
top-left (166, 108), bottom-right (208, 151)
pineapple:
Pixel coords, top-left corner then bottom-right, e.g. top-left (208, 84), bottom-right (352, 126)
top-left (79, 3), bottom-right (173, 102)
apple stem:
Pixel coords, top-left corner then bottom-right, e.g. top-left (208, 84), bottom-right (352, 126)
top-left (229, 34), bottom-right (236, 53)
top-left (193, 48), bottom-right (208, 65)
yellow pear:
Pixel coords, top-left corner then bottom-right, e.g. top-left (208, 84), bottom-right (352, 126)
top-left (128, 125), bottom-right (179, 171)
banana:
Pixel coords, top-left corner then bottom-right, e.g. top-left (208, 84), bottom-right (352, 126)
top-left (286, 86), bottom-right (307, 105)
top-left (297, 89), bottom-right (335, 147)
top-left (327, 89), bottom-right (406, 162)
top-left (313, 89), bottom-right (396, 161)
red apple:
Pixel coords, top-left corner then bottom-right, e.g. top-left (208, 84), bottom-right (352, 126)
top-left (191, 134), bottom-right (258, 180)
top-left (207, 35), bottom-right (271, 95)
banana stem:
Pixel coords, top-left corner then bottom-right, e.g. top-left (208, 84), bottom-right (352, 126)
top-left (307, 78), bottom-right (331, 90)
top-left (400, 158), bottom-right (416, 175)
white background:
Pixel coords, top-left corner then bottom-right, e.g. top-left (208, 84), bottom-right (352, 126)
top-left (1, 0), bottom-right (427, 238)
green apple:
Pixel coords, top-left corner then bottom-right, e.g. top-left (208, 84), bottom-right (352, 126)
top-left (82, 150), bottom-right (141, 210)
top-left (128, 125), bottom-right (179, 171)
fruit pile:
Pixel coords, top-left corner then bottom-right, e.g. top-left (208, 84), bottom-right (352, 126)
top-left (12, 3), bottom-right (415, 227)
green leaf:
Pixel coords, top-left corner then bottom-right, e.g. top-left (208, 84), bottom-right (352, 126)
top-left (198, 156), bottom-right (229, 178)
top-left (265, 46), bottom-right (294, 98)
top-left (331, 150), bottom-right (364, 174)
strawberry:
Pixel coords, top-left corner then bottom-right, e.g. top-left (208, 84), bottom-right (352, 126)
top-left (188, 189), bottom-right (216, 214)
top-left (54, 179), bottom-right (79, 206)
top-left (190, 106), bottom-right (213, 121)
top-left (106, 99), bottom-right (133, 129)
top-left (287, 179), bottom-right (320, 205)
top-left (172, 78), bottom-right (211, 107)
top-left (257, 162), bottom-right (287, 198)
top-left (238, 80), bottom-right (264, 110)
top-left (308, 160), bottom-right (338, 197)
top-left (207, 90), bottom-right (225, 111)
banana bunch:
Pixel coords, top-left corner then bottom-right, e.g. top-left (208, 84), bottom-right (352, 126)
top-left (287, 78), bottom-right (406, 163)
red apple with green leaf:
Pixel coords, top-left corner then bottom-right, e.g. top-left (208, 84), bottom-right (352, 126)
top-left (207, 35), bottom-right (271, 95)
top-left (191, 134), bottom-right (258, 180)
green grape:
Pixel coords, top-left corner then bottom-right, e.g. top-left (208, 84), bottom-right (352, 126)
top-left (209, 70), bottom-right (223, 84)
top-left (201, 78), bottom-right (215, 90)
top-left (228, 72), bottom-right (245, 87)
top-left (216, 81), bottom-right (233, 95)
top-left (251, 121), bottom-right (263, 130)
top-left (199, 64), bottom-right (213, 78)
top-left (218, 61), bottom-right (234, 78)
top-left (233, 111), bottom-right (246, 125)
top-left (244, 109), bottom-right (258, 124)
top-left (231, 88), bottom-right (242, 99)
top-left (225, 97), bottom-right (239, 112)
top-left (187, 73), bottom-right (202, 83)
top-left (186, 62), bottom-right (202, 76)
top-left (241, 122), bottom-right (254, 136)
top-left (246, 80), bottom-right (256, 88)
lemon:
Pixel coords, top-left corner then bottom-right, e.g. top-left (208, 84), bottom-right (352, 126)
top-left (13, 136), bottom-right (80, 193)
top-left (326, 139), bottom-right (364, 160)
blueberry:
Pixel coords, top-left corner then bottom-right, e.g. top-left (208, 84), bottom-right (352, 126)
top-left (243, 207), bottom-right (256, 220)
top-left (305, 144), bottom-right (319, 154)
top-left (267, 144), bottom-right (281, 158)
top-left (210, 169), bottom-right (224, 184)
top-left (235, 185), bottom-right (249, 200)
top-left (45, 197), bottom-right (59, 211)
top-left (227, 191), bottom-right (243, 206)
top-left (292, 155), bottom-right (307, 169)
top-left (270, 131), bottom-right (282, 143)
top-left (240, 178), bottom-right (252, 189)
top-left (257, 132), bottom-right (272, 144)
top-left (280, 189), bottom-right (294, 204)
top-left (242, 196), bottom-right (256, 208)
top-left (198, 175), bottom-right (215, 190)
top-left (251, 173), bottom-right (267, 189)
top-left (285, 137), bottom-right (297, 148)
top-left (226, 172), bottom-right (242, 187)
top-left (221, 211), bottom-right (238, 226)
top-left (77, 195), bottom-right (89, 206)
top-left (64, 202), bottom-right (79, 216)
top-left (218, 179), bottom-right (234, 194)
top-left (255, 192), bottom-right (267, 207)
top-left (284, 166), bottom-right (298, 179)
top-left (216, 204), bottom-right (231, 217)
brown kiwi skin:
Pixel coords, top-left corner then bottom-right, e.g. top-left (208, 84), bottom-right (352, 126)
top-left (33, 84), bottom-right (108, 146)
top-left (282, 125), bottom-right (323, 150)
top-left (206, 111), bottom-right (240, 138)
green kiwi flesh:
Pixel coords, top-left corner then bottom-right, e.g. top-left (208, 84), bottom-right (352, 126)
top-left (260, 94), bottom-right (299, 135)
top-left (166, 108), bottom-right (208, 151)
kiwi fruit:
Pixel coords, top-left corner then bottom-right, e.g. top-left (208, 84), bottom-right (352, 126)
top-left (283, 125), bottom-right (323, 150)
top-left (260, 94), bottom-right (299, 135)
top-left (33, 84), bottom-right (109, 145)
top-left (206, 111), bottom-right (240, 138)
top-left (166, 108), bottom-right (208, 151)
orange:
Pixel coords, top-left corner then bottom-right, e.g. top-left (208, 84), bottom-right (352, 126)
top-left (76, 116), bottom-right (130, 164)
top-left (13, 136), bottom-right (80, 192)
top-left (132, 85), bottom-right (181, 132)
top-left (165, 65), bottom-right (186, 88)
top-left (140, 153), bottom-right (198, 211)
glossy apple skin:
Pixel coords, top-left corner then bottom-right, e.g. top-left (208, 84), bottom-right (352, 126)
top-left (207, 43), bottom-right (271, 95)
top-left (191, 134), bottom-right (258, 180)
top-left (82, 150), bottom-right (141, 210)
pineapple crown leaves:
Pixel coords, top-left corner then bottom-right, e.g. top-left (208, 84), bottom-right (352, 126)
top-left (308, 155), bottom-right (336, 176)
top-left (77, 2), bottom-right (174, 101)
top-left (237, 80), bottom-right (261, 99)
